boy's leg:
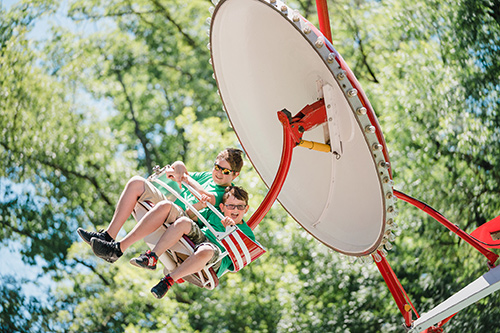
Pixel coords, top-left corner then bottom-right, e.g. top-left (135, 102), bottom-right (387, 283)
top-left (150, 245), bottom-right (215, 299)
top-left (105, 176), bottom-right (148, 239)
top-left (77, 176), bottom-right (147, 243)
top-left (118, 200), bottom-right (181, 252)
top-left (91, 200), bottom-right (181, 262)
top-left (152, 217), bottom-right (192, 254)
top-left (129, 217), bottom-right (192, 270)
top-left (169, 245), bottom-right (214, 281)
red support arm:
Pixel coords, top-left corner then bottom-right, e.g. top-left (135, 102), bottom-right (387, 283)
top-left (246, 110), bottom-right (296, 230)
top-left (374, 253), bottom-right (415, 328)
top-left (374, 252), bottom-right (455, 332)
top-left (393, 189), bottom-right (499, 267)
top-left (315, 0), bottom-right (332, 43)
top-left (247, 102), bottom-right (328, 230)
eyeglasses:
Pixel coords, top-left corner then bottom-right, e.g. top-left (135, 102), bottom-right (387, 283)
top-left (214, 163), bottom-right (233, 175)
top-left (224, 204), bottom-right (247, 211)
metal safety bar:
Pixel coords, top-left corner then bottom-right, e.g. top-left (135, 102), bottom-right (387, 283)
top-left (180, 181), bottom-right (237, 241)
top-left (150, 176), bottom-right (220, 237)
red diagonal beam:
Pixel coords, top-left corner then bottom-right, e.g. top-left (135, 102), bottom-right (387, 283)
top-left (374, 253), bottom-right (415, 328)
top-left (394, 190), bottom-right (499, 267)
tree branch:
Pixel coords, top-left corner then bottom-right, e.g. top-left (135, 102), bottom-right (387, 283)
top-left (354, 29), bottom-right (379, 83)
top-left (70, 9), bottom-right (163, 21)
top-left (150, 0), bottom-right (198, 48)
top-left (487, 3), bottom-right (500, 26)
top-left (2, 219), bottom-right (35, 239)
top-left (39, 158), bottom-right (113, 206)
top-left (73, 258), bottom-right (112, 286)
top-left (155, 61), bottom-right (193, 80)
top-left (298, 0), bottom-right (315, 20)
top-left (114, 70), bottom-right (157, 173)
top-left (70, 2), bottom-right (198, 49)
top-left (335, 4), bottom-right (379, 83)
top-left (173, 290), bottom-right (193, 304)
top-left (0, 142), bottom-right (113, 206)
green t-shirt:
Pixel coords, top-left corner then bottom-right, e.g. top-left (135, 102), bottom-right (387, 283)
top-left (202, 211), bottom-right (256, 277)
top-left (153, 171), bottom-right (227, 224)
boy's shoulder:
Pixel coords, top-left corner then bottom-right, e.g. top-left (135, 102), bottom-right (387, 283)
top-left (191, 172), bottom-right (224, 191)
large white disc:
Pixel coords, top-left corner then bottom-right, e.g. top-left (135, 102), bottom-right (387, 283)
top-left (210, 0), bottom-right (395, 255)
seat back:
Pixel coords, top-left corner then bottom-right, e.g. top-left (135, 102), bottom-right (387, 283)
top-left (221, 228), bottom-right (266, 272)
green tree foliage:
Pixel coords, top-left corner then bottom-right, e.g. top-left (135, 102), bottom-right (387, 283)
top-left (0, 275), bottom-right (54, 332)
top-left (348, 0), bottom-right (500, 331)
top-left (1, 0), bottom-right (499, 331)
top-left (62, 0), bottom-right (225, 173)
top-left (0, 1), bottom-right (127, 266)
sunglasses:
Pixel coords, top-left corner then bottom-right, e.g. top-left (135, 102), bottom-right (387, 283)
top-left (224, 204), bottom-right (247, 211)
top-left (214, 163), bottom-right (233, 175)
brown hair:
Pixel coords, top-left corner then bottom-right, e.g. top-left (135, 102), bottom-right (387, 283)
top-left (216, 148), bottom-right (244, 172)
top-left (222, 185), bottom-right (249, 205)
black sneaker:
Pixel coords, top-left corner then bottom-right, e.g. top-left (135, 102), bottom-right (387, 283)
top-left (151, 275), bottom-right (174, 299)
top-left (77, 228), bottom-right (113, 245)
top-left (130, 250), bottom-right (158, 270)
top-left (91, 238), bottom-right (123, 263)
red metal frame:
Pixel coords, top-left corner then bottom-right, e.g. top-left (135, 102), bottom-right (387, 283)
top-left (246, 111), bottom-right (294, 230)
top-left (374, 253), bottom-right (415, 328)
top-left (375, 189), bottom-right (499, 333)
top-left (374, 252), bottom-right (454, 332)
top-left (247, 101), bottom-right (327, 230)
top-left (245, 3), bottom-right (498, 330)
top-left (394, 189), bottom-right (499, 267)
top-left (315, 0), bottom-right (332, 43)
top-left (290, 99), bottom-right (326, 130)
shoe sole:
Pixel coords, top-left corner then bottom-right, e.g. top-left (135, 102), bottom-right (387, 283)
top-left (151, 289), bottom-right (164, 299)
top-left (129, 258), bottom-right (156, 270)
top-left (90, 238), bottom-right (120, 263)
top-left (77, 228), bottom-right (91, 245)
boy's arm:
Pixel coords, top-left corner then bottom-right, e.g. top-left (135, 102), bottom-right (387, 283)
top-left (170, 161), bottom-right (188, 186)
top-left (166, 161), bottom-right (211, 198)
top-left (161, 162), bottom-right (186, 189)
top-left (170, 161), bottom-right (216, 205)
top-left (185, 194), bottom-right (210, 221)
top-left (186, 176), bottom-right (216, 204)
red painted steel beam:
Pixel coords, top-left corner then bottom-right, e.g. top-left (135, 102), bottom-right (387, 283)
top-left (394, 189), bottom-right (499, 267)
top-left (315, 0), bottom-right (332, 43)
top-left (246, 110), bottom-right (296, 230)
top-left (374, 253), bottom-right (415, 328)
top-left (246, 101), bottom-right (328, 230)
top-left (290, 99), bottom-right (327, 131)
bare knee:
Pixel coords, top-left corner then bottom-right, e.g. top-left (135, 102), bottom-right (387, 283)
top-left (127, 176), bottom-right (146, 194)
top-left (171, 216), bottom-right (192, 233)
top-left (154, 200), bottom-right (173, 215)
top-left (194, 245), bottom-right (214, 262)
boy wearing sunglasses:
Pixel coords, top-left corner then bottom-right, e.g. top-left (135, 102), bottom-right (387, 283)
top-left (77, 148), bottom-right (243, 263)
top-left (132, 185), bottom-right (254, 299)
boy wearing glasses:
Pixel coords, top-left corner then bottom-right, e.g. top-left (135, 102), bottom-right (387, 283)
top-left (77, 148), bottom-right (243, 263)
top-left (130, 185), bottom-right (254, 299)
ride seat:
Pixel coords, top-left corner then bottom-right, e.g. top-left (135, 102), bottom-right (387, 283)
top-left (132, 200), bottom-right (220, 289)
